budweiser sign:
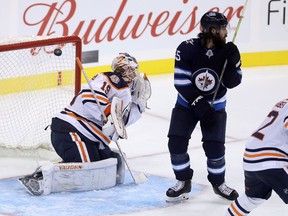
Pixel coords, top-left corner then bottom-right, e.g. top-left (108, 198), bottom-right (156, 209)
top-left (22, 0), bottom-right (243, 45)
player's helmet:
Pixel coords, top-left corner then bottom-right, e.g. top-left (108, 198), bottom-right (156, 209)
top-left (111, 53), bottom-right (139, 84)
top-left (200, 11), bottom-right (228, 33)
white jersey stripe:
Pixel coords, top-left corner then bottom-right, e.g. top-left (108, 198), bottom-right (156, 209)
top-left (172, 161), bottom-right (190, 171)
top-left (207, 166), bottom-right (226, 174)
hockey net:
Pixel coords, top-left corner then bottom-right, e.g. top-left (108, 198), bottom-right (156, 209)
top-left (0, 36), bottom-right (82, 160)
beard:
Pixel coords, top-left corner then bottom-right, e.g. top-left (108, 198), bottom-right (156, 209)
top-left (213, 33), bottom-right (226, 47)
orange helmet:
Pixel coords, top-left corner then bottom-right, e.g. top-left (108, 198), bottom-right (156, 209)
top-left (111, 53), bottom-right (139, 83)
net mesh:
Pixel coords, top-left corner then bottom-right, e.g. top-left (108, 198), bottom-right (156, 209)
top-left (0, 36), bottom-right (81, 159)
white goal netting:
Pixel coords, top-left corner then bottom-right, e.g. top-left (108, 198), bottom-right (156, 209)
top-left (0, 36), bottom-right (82, 159)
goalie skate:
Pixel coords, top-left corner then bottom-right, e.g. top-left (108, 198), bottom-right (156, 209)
top-left (18, 167), bottom-right (44, 196)
top-left (166, 180), bottom-right (191, 203)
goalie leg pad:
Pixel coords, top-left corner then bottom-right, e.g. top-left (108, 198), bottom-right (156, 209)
top-left (20, 158), bottom-right (118, 195)
top-left (49, 158), bottom-right (118, 193)
top-left (111, 148), bottom-right (126, 184)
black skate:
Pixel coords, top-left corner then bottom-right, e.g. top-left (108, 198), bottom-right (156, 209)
top-left (18, 167), bottom-right (44, 196)
top-left (212, 182), bottom-right (239, 201)
top-left (166, 180), bottom-right (191, 202)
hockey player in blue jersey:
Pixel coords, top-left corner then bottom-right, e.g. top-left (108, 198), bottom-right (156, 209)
top-left (166, 11), bottom-right (242, 202)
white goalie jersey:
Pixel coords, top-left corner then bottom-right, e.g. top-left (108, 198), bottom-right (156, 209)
top-left (243, 98), bottom-right (288, 171)
top-left (55, 72), bottom-right (132, 145)
top-left (54, 71), bottom-right (151, 144)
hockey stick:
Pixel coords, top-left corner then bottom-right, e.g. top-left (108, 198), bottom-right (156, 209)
top-left (75, 58), bottom-right (107, 121)
top-left (76, 57), bottom-right (147, 184)
top-left (211, 0), bottom-right (249, 107)
top-left (114, 141), bottom-right (147, 184)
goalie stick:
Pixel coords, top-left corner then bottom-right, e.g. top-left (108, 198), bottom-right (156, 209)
top-left (76, 57), bottom-right (147, 184)
top-left (211, 0), bottom-right (249, 107)
top-left (76, 58), bottom-right (127, 138)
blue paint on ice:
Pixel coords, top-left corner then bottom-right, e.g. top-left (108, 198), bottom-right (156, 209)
top-left (0, 173), bottom-right (203, 216)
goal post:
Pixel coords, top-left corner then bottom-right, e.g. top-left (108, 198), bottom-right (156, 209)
top-left (0, 36), bottom-right (82, 159)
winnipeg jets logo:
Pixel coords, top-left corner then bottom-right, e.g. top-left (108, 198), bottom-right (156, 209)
top-left (191, 68), bottom-right (219, 95)
top-left (206, 49), bottom-right (214, 58)
top-left (198, 71), bottom-right (213, 90)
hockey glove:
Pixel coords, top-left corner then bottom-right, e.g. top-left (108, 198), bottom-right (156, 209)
top-left (130, 73), bottom-right (152, 113)
top-left (222, 42), bottom-right (242, 88)
top-left (102, 115), bottom-right (121, 142)
top-left (191, 96), bottom-right (215, 124)
top-left (225, 42), bottom-right (241, 68)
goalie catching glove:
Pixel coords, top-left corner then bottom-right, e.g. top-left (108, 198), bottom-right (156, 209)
top-left (130, 73), bottom-right (151, 113)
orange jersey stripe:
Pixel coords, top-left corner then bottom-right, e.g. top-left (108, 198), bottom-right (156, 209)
top-left (66, 112), bottom-right (111, 144)
top-left (231, 203), bottom-right (243, 216)
top-left (96, 95), bottom-right (109, 103)
top-left (244, 152), bottom-right (285, 158)
top-left (82, 93), bottom-right (109, 104)
top-left (82, 94), bottom-right (94, 99)
top-left (104, 104), bottom-right (111, 116)
top-left (71, 132), bottom-right (89, 162)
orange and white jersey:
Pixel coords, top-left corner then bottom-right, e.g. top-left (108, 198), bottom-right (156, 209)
top-left (55, 72), bottom-right (131, 145)
top-left (243, 98), bottom-right (288, 171)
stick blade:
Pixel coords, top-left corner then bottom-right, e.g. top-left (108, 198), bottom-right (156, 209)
top-left (134, 173), bottom-right (148, 184)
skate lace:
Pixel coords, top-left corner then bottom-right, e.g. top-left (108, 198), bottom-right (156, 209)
top-left (218, 183), bottom-right (233, 195)
top-left (171, 181), bottom-right (184, 191)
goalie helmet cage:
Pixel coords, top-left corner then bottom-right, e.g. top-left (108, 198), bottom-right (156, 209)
top-left (0, 35), bottom-right (82, 159)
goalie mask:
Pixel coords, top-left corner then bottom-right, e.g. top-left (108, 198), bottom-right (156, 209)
top-left (191, 68), bottom-right (219, 95)
top-left (111, 53), bottom-right (139, 84)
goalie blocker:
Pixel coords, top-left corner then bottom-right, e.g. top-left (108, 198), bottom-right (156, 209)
top-left (102, 97), bottom-right (128, 141)
top-left (18, 149), bottom-right (125, 196)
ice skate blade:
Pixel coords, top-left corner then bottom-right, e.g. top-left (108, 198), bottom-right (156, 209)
top-left (215, 194), bottom-right (237, 202)
top-left (166, 193), bottom-right (189, 203)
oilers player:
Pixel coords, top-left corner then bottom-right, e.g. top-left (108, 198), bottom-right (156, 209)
top-left (226, 98), bottom-right (288, 215)
top-left (18, 53), bottom-right (151, 196)
top-left (166, 11), bottom-right (242, 202)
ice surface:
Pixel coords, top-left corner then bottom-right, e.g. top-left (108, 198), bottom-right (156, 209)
top-left (0, 174), bottom-right (203, 216)
top-left (0, 66), bottom-right (288, 216)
